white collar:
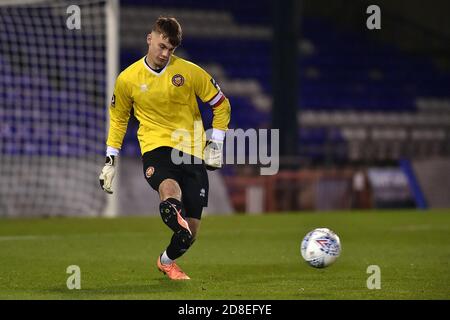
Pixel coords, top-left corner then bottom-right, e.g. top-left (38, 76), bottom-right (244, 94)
top-left (143, 56), bottom-right (170, 76)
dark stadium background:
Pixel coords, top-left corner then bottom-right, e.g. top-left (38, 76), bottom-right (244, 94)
top-left (118, 0), bottom-right (450, 214)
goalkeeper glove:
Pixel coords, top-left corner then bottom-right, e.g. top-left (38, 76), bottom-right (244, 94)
top-left (204, 140), bottom-right (223, 170)
top-left (99, 155), bottom-right (116, 194)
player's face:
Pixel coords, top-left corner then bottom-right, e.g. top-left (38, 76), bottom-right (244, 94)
top-left (147, 32), bottom-right (176, 69)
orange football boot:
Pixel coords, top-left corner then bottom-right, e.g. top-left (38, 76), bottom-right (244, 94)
top-left (157, 256), bottom-right (190, 280)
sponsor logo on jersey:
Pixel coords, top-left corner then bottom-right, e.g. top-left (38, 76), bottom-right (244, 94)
top-left (172, 74), bottom-right (185, 87)
top-left (200, 188), bottom-right (206, 197)
top-left (145, 166), bottom-right (155, 178)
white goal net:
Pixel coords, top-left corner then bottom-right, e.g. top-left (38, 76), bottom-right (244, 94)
top-left (0, 0), bottom-right (118, 217)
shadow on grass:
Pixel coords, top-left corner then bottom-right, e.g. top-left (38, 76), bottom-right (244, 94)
top-left (41, 278), bottom-right (193, 299)
top-left (29, 263), bottom-right (346, 299)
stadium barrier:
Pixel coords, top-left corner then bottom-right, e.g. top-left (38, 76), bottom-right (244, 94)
top-left (223, 168), bottom-right (372, 213)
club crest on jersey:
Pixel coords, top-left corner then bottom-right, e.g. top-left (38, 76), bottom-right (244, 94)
top-left (145, 166), bottom-right (155, 178)
top-left (172, 74), bottom-right (184, 87)
top-left (111, 94), bottom-right (115, 107)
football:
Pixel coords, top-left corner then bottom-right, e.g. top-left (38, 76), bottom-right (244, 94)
top-left (301, 228), bottom-right (341, 268)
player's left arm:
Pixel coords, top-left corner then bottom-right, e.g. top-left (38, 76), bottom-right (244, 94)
top-left (192, 65), bottom-right (231, 170)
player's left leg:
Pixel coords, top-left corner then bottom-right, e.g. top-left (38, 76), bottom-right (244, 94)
top-left (186, 217), bottom-right (200, 240)
top-left (179, 161), bottom-right (209, 247)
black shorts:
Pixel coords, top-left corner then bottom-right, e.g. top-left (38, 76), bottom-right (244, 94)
top-left (142, 147), bottom-right (209, 220)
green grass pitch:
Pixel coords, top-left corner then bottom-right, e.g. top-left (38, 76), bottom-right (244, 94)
top-left (0, 209), bottom-right (449, 299)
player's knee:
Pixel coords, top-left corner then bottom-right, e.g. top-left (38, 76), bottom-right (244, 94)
top-left (159, 179), bottom-right (181, 201)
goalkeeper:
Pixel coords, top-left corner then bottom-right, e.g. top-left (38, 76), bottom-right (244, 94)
top-left (99, 17), bottom-right (231, 280)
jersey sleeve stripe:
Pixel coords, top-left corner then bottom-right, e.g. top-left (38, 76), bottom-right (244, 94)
top-left (207, 91), bottom-right (224, 106)
top-left (212, 95), bottom-right (226, 108)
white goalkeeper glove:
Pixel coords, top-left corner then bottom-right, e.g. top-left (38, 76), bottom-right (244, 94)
top-left (99, 155), bottom-right (116, 194)
top-left (204, 139), bottom-right (223, 170)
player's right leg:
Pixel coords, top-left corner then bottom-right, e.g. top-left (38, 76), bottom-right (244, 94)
top-left (156, 181), bottom-right (193, 280)
top-left (142, 147), bottom-right (193, 280)
top-left (158, 179), bottom-right (191, 235)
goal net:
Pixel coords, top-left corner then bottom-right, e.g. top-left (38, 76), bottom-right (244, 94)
top-left (0, 0), bottom-right (118, 217)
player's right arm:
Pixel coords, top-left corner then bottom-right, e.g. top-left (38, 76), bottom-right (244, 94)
top-left (99, 73), bottom-right (133, 194)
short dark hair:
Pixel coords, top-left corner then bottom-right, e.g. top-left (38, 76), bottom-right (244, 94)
top-left (152, 17), bottom-right (182, 47)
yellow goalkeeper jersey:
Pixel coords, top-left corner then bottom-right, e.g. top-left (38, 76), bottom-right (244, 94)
top-left (106, 54), bottom-right (231, 159)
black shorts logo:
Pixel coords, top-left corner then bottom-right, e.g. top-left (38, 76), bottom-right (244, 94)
top-left (145, 166), bottom-right (155, 178)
